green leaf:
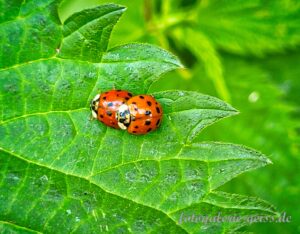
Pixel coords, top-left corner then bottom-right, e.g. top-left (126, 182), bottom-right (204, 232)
top-left (59, 4), bottom-right (126, 62)
top-left (172, 29), bottom-right (231, 102)
top-left (197, 0), bottom-right (300, 56)
top-left (0, 1), bottom-right (276, 233)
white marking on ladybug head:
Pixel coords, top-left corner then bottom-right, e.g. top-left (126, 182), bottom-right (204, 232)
top-left (91, 109), bottom-right (98, 119)
top-left (116, 104), bottom-right (130, 130)
top-left (92, 94), bottom-right (100, 102)
top-left (118, 122), bottom-right (127, 130)
top-left (90, 94), bottom-right (100, 119)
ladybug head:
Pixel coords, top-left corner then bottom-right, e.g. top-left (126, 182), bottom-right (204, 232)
top-left (90, 94), bottom-right (100, 119)
top-left (116, 104), bottom-right (131, 130)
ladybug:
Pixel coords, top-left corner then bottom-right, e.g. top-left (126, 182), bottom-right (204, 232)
top-left (91, 90), bottom-right (163, 135)
top-left (90, 90), bottom-right (132, 128)
top-left (116, 95), bottom-right (163, 135)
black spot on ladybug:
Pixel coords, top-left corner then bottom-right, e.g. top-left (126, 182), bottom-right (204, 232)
top-left (106, 111), bottom-right (112, 116)
top-left (103, 96), bottom-right (106, 100)
top-left (108, 102), bottom-right (113, 107)
top-left (117, 94), bottom-right (119, 97)
top-left (155, 102), bottom-right (158, 104)
top-left (133, 131), bottom-right (137, 133)
top-left (139, 95), bottom-right (144, 99)
top-left (156, 107), bottom-right (160, 113)
top-left (128, 93), bottom-right (133, 97)
top-left (145, 120), bottom-right (151, 125)
top-left (132, 102), bottom-right (136, 104)
top-left (156, 119), bottom-right (160, 126)
top-left (134, 126), bottom-right (139, 129)
top-left (100, 115), bottom-right (104, 118)
top-left (125, 97), bottom-right (130, 100)
top-left (147, 101), bottom-right (152, 106)
top-left (145, 110), bottom-right (151, 115)
top-left (147, 128), bottom-right (152, 132)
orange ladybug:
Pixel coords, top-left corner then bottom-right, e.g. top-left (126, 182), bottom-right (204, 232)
top-left (90, 90), bottom-right (132, 128)
top-left (118, 95), bottom-right (163, 134)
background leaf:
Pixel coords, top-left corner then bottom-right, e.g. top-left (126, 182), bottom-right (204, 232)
top-left (173, 29), bottom-right (230, 102)
top-left (197, 0), bottom-right (300, 56)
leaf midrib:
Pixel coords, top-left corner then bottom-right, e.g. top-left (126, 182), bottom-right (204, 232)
top-left (0, 108), bottom-right (87, 125)
top-left (0, 105), bottom-right (236, 125)
top-left (91, 157), bottom-right (268, 177)
top-left (0, 55), bottom-right (179, 72)
top-left (0, 220), bottom-right (42, 234)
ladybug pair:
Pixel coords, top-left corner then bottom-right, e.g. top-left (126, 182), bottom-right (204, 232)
top-left (90, 90), bottom-right (163, 135)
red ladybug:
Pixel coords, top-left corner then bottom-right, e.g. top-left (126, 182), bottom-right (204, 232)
top-left (90, 90), bottom-right (132, 128)
top-left (91, 90), bottom-right (163, 135)
top-left (117, 95), bottom-right (163, 135)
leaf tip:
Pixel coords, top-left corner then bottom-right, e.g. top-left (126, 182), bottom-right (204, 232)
top-left (177, 60), bottom-right (185, 69)
top-left (118, 5), bottom-right (127, 12)
top-left (166, 53), bottom-right (184, 69)
top-left (257, 152), bottom-right (273, 167)
top-left (231, 107), bottom-right (240, 115)
top-left (225, 104), bottom-right (240, 117)
top-left (265, 157), bottom-right (273, 165)
top-left (103, 4), bottom-right (127, 15)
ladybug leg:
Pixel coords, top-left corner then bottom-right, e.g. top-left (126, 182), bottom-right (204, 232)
top-left (89, 114), bottom-right (95, 121)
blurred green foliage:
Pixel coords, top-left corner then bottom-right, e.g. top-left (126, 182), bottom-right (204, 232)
top-left (60, 0), bottom-right (300, 233)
